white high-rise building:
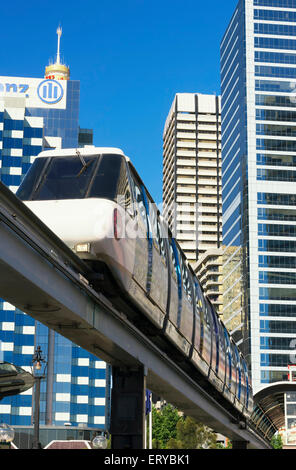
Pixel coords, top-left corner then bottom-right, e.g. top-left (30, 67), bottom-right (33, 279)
top-left (163, 93), bottom-right (222, 265)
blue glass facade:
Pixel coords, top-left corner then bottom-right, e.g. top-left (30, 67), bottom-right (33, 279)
top-left (0, 76), bottom-right (110, 430)
top-left (220, 0), bottom-right (247, 361)
top-left (26, 80), bottom-right (80, 150)
top-left (221, 0), bottom-right (296, 393)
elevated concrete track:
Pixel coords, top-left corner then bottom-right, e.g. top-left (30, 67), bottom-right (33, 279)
top-left (0, 182), bottom-right (271, 448)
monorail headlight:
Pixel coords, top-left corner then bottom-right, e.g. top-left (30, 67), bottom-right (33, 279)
top-left (74, 242), bottom-right (91, 253)
top-left (113, 208), bottom-right (123, 240)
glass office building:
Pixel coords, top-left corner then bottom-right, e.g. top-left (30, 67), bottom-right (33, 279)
top-left (0, 67), bottom-right (110, 430)
top-left (221, 0), bottom-right (296, 393)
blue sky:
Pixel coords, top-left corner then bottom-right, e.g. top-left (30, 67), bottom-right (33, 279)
top-left (2, 0), bottom-right (237, 203)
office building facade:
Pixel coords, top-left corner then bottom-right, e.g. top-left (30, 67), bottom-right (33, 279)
top-left (221, 0), bottom-right (296, 393)
top-left (194, 248), bottom-right (224, 316)
top-left (163, 93), bottom-right (222, 265)
top-left (0, 33), bottom-right (109, 431)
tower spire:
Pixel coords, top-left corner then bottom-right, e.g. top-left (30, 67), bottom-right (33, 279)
top-left (45, 26), bottom-right (70, 80)
top-left (56, 26), bottom-right (62, 65)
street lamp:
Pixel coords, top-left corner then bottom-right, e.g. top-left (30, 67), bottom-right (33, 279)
top-left (31, 346), bottom-right (47, 449)
top-left (0, 423), bottom-right (15, 449)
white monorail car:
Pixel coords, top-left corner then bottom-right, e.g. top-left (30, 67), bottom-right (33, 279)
top-left (16, 147), bottom-right (254, 418)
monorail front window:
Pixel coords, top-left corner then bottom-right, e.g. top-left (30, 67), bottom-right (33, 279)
top-left (17, 154), bottom-right (131, 205)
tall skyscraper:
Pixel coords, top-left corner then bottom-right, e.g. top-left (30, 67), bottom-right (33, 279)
top-left (221, 0), bottom-right (296, 399)
top-left (0, 29), bottom-right (109, 436)
top-left (194, 248), bottom-right (224, 316)
top-left (163, 93), bottom-right (222, 264)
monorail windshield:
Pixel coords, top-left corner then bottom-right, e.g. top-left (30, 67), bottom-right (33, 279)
top-left (0, 362), bottom-right (18, 376)
top-left (17, 154), bottom-right (129, 202)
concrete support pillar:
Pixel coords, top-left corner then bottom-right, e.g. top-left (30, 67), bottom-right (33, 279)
top-left (110, 365), bottom-right (146, 449)
top-left (232, 440), bottom-right (249, 450)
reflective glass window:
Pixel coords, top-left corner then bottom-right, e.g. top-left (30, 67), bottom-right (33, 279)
top-left (261, 353), bottom-right (293, 367)
top-left (258, 207), bottom-right (296, 222)
top-left (255, 36), bottom-right (296, 51)
top-left (254, 0), bottom-right (296, 7)
top-left (256, 79), bottom-right (296, 93)
top-left (258, 192), bottom-right (296, 206)
top-left (257, 168), bottom-right (296, 182)
top-left (256, 65), bottom-right (296, 79)
top-left (24, 127), bottom-right (43, 138)
top-left (287, 393), bottom-right (296, 402)
top-left (169, 238), bottom-right (179, 282)
top-left (256, 124), bottom-right (296, 138)
top-left (255, 49), bottom-right (296, 66)
top-left (254, 9), bottom-right (296, 22)
top-left (3, 137), bottom-right (23, 149)
top-left (258, 223), bottom-right (296, 237)
top-left (17, 153), bottom-right (131, 204)
top-left (260, 287), bottom-right (296, 301)
top-left (257, 153), bottom-right (296, 167)
top-left (261, 369), bottom-right (289, 384)
top-left (254, 23), bottom-right (296, 36)
top-left (260, 336), bottom-right (296, 350)
top-left (90, 155), bottom-right (131, 207)
top-left (257, 138), bottom-right (296, 152)
top-left (259, 238), bottom-right (296, 253)
top-left (256, 94), bottom-right (296, 108)
top-left (16, 158), bottom-right (48, 200)
top-left (256, 108), bottom-right (296, 123)
top-left (260, 303), bottom-right (296, 317)
top-left (260, 320), bottom-right (296, 334)
top-left (259, 270), bottom-right (296, 284)
top-left (4, 119), bottom-right (23, 131)
top-left (31, 156), bottom-right (97, 200)
top-left (259, 255), bottom-right (296, 269)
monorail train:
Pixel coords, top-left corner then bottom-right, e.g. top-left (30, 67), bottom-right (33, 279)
top-left (0, 362), bottom-right (34, 399)
top-left (16, 146), bottom-right (254, 419)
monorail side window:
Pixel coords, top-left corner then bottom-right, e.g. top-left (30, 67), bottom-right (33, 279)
top-left (157, 219), bottom-right (167, 265)
top-left (194, 281), bottom-right (205, 315)
top-left (179, 253), bottom-right (192, 304)
top-left (204, 300), bottom-right (212, 331)
top-left (169, 238), bottom-right (178, 282)
top-left (16, 157), bottom-right (49, 200)
top-left (89, 155), bottom-right (131, 209)
top-left (145, 193), bottom-right (160, 252)
top-left (219, 322), bottom-right (226, 355)
top-left (129, 169), bottom-right (149, 232)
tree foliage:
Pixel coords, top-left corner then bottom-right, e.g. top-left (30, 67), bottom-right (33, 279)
top-left (270, 433), bottom-right (283, 449)
top-left (152, 404), bottom-right (180, 449)
top-left (152, 404), bottom-right (219, 449)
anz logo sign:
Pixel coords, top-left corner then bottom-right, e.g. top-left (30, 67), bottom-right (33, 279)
top-left (37, 79), bottom-right (64, 104)
top-left (0, 83), bottom-right (29, 95)
top-left (0, 79), bottom-right (64, 105)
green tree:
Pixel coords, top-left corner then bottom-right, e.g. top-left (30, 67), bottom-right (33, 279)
top-left (166, 437), bottom-right (180, 449)
top-left (270, 433), bottom-right (283, 449)
top-left (176, 416), bottom-right (218, 449)
top-left (152, 404), bottom-right (181, 449)
top-left (176, 416), bottom-right (198, 448)
top-left (152, 405), bottom-right (220, 449)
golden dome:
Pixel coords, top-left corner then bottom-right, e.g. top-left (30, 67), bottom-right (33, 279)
top-left (45, 63), bottom-right (70, 80)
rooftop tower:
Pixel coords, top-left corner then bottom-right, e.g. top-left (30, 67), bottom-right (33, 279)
top-left (45, 27), bottom-right (70, 80)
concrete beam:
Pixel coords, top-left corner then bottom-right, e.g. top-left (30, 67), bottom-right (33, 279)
top-left (0, 193), bottom-right (271, 449)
